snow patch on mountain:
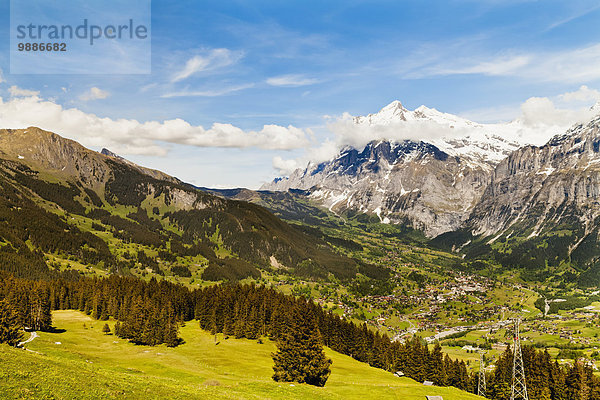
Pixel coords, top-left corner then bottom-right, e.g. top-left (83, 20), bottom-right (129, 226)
top-left (353, 101), bottom-right (539, 169)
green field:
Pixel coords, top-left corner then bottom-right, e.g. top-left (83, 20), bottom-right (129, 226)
top-left (0, 311), bottom-right (482, 400)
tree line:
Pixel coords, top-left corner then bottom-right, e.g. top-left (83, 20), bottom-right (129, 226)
top-left (487, 343), bottom-right (600, 400)
top-left (2, 271), bottom-right (600, 397)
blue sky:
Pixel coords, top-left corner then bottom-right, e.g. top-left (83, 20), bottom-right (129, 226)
top-left (1, 0), bottom-right (600, 188)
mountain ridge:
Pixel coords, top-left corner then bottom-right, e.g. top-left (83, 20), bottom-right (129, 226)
top-left (0, 127), bottom-right (178, 186)
top-left (434, 114), bottom-right (600, 285)
top-left (262, 100), bottom-right (600, 238)
top-left (0, 127), bottom-right (361, 282)
top-left (262, 101), bottom-right (517, 236)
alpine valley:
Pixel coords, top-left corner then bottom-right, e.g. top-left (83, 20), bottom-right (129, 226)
top-left (5, 103), bottom-right (600, 399)
top-left (7, 1), bottom-right (600, 399)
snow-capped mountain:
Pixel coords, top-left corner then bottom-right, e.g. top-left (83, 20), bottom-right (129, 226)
top-left (353, 100), bottom-right (540, 166)
top-left (262, 100), bottom-right (590, 236)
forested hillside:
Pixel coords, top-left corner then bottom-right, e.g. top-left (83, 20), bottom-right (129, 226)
top-left (0, 127), bottom-right (363, 283)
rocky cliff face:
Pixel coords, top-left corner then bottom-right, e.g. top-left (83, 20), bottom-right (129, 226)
top-left (262, 101), bottom-right (525, 237)
top-left (0, 127), bottom-right (203, 213)
top-left (468, 115), bottom-right (600, 240)
top-left (0, 127), bottom-right (112, 187)
top-left (265, 140), bottom-right (490, 236)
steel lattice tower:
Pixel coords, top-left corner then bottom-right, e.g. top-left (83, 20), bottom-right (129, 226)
top-left (510, 318), bottom-right (529, 400)
top-left (478, 351), bottom-right (486, 398)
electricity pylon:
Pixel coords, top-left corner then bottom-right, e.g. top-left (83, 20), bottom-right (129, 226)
top-left (510, 318), bottom-right (528, 400)
top-left (478, 351), bottom-right (486, 398)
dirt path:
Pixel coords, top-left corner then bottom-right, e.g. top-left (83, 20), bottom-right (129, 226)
top-left (18, 331), bottom-right (39, 347)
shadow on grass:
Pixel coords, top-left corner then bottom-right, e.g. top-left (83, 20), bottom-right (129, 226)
top-left (128, 338), bottom-right (186, 347)
top-left (45, 326), bottom-right (67, 334)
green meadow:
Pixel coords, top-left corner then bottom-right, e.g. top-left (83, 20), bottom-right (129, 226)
top-left (0, 310), bottom-right (482, 400)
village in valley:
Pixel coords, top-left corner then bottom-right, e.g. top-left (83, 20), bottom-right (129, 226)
top-left (264, 242), bottom-right (600, 375)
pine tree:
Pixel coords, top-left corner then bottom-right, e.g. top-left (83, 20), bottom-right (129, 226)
top-left (566, 361), bottom-right (588, 400)
top-left (587, 364), bottom-right (600, 400)
top-left (489, 345), bottom-right (512, 400)
top-left (405, 336), bottom-right (425, 382)
top-left (142, 303), bottom-right (162, 345)
top-left (245, 306), bottom-right (260, 340)
top-left (163, 304), bottom-right (180, 347)
top-left (0, 299), bottom-right (23, 346)
top-left (102, 323), bottom-right (111, 335)
top-left (272, 303), bottom-right (332, 387)
top-left (29, 284), bottom-right (52, 331)
top-left (209, 307), bottom-right (218, 336)
top-left (428, 343), bottom-right (447, 386)
top-left (164, 321), bottom-right (179, 347)
top-left (223, 312), bottom-right (234, 336)
top-left (549, 360), bottom-right (566, 400)
top-left (114, 320), bottom-right (122, 336)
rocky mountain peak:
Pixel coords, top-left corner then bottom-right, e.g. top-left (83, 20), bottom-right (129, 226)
top-left (0, 127), bottom-right (178, 186)
top-left (100, 148), bottom-right (121, 158)
top-left (262, 101), bottom-right (529, 235)
top-left (353, 100), bottom-right (410, 124)
top-left (100, 147), bottom-right (138, 167)
top-left (547, 114), bottom-right (600, 155)
top-left (0, 127), bottom-right (108, 183)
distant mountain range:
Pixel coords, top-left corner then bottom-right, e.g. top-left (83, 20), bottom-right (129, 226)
top-left (6, 100), bottom-right (600, 286)
top-left (263, 101), bottom-right (600, 233)
top-left (261, 101), bottom-right (600, 284)
top-left (439, 114), bottom-right (600, 286)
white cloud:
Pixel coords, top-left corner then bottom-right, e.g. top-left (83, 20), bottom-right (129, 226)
top-left (325, 115), bottom-right (464, 154)
top-left (518, 96), bottom-right (597, 129)
top-left (430, 55), bottom-right (531, 77)
top-left (411, 44), bottom-right (600, 83)
top-left (271, 89), bottom-right (600, 175)
top-left (545, 5), bottom-right (600, 31)
top-left (266, 74), bottom-right (320, 87)
top-left (140, 83), bottom-right (158, 93)
top-left (272, 156), bottom-right (301, 174)
top-left (8, 86), bottom-right (40, 97)
top-left (171, 49), bottom-right (243, 83)
top-left (79, 87), bottom-right (110, 101)
top-left (460, 86), bottom-right (600, 124)
top-left (272, 138), bottom-right (339, 175)
top-left (161, 83), bottom-right (254, 98)
top-left (0, 95), bottom-right (310, 156)
top-left (559, 85), bottom-right (600, 103)
top-left (530, 44), bottom-right (600, 83)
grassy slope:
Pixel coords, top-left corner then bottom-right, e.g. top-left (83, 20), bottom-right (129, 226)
top-left (0, 311), bottom-right (481, 400)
